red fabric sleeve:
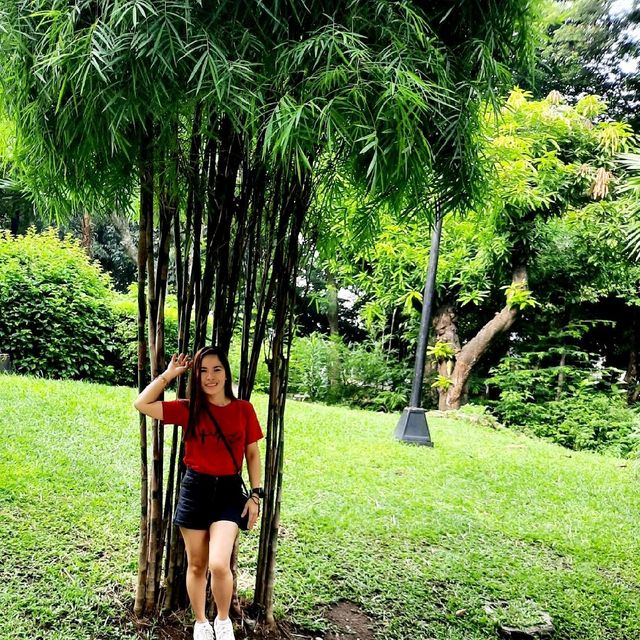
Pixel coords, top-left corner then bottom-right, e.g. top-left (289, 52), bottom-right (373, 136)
top-left (245, 401), bottom-right (264, 445)
top-left (161, 399), bottom-right (190, 427)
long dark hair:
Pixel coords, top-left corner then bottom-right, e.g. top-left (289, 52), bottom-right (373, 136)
top-left (185, 345), bottom-right (236, 440)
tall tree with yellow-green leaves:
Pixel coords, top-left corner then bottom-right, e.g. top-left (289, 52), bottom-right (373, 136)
top-left (322, 90), bottom-right (638, 410)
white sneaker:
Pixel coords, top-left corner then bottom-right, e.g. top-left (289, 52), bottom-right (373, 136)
top-left (214, 616), bottom-right (235, 640)
top-left (193, 620), bottom-right (214, 640)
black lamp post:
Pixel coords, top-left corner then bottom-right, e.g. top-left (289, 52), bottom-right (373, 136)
top-left (394, 202), bottom-right (444, 446)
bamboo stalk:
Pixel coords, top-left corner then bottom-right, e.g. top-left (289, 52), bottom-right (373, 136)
top-left (230, 536), bottom-right (242, 618)
top-left (265, 240), bottom-right (300, 625)
top-left (162, 424), bottom-right (178, 577)
top-left (197, 126), bottom-right (220, 348)
top-left (238, 157), bottom-right (265, 398)
top-left (143, 121), bottom-right (163, 614)
top-left (255, 171), bottom-right (310, 622)
top-left (165, 442), bottom-right (186, 610)
top-left (255, 174), bottom-right (296, 610)
top-left (153, 187), bottom-right (173, 600)
top-left (134, 126), bottom-right (152, 617)
top-left (223, 154), bottom-right (252, 350)
top-left (246, 171), bottom-right (281, 395)
top-left (166, 124), bottom-right (200, 606)
top-left (211, 118), bottom-right (242, 351)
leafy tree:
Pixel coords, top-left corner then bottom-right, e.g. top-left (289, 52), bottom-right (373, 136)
top-left (59, 213), bottom-right (138, 292)
top-left (0, 93), bottom-right (34, 233)
top-left (530, 0), bottom-right (640, 127)
top-left (425, 90), bottom-right (637, 409)
top-left (322, 91), bottom-right (639, 410)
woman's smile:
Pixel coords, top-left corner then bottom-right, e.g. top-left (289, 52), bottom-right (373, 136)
top-left (200, 354), bottom-right (227, 394)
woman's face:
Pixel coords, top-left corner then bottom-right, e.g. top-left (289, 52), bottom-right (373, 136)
top-left (200, 354), bottom-right (226, 398)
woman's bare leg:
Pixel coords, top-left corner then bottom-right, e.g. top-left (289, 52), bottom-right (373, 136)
top-left (180, 527), bottom-right (210, 622)
top-left (208, 521), bottom-right (239, 620)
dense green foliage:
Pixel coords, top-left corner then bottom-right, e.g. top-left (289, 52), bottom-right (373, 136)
top-left (1, 229), bottom-right (410, 399)
top-left (306, 90), bottom-right (640, 433)
top-left (487, 324), bottom-right (640, 456)
top-left (107, 294), bottom-right (180, 387)
top-left (0, 1), bottom-right (541, 220)
top-left (0, 229), bottom-right (116, 381)
top-left (494, 391), bottom-right (639, 456)
top-left (2, 377), bottom-right (639, 640)
top-left (287, 333), bottom-right (410, 411)
top-left (0, 229), bottom-right (180, 386)
top-left (531, 0), bottom-right (640, 127)
top-left (323, 91), bottom-right (637, 331)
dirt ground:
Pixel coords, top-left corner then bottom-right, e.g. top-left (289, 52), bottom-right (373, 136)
top-left (130, 600), bottom-right (375, 640)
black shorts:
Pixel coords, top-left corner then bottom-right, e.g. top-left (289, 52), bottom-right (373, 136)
top-left (174, 468), bottom-right (248, 530)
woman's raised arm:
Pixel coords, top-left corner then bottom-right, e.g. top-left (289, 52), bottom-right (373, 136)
top-left (133, 353), bottom-right (192, 421)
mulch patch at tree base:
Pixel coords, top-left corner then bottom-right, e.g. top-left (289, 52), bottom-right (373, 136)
top-left (285, 601), bottom-right (375, 640)
top-left (320, 601), bottom-right (375, 640)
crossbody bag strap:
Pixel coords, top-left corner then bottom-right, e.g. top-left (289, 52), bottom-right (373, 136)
top-left (202, 402), bottom-right (242, 477)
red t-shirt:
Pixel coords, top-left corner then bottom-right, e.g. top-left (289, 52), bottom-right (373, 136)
top-left (161, 399), bottom-right (263, 476)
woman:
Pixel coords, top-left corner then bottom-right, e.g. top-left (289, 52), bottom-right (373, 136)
top-left (134, 346), bottom-right (264, 640)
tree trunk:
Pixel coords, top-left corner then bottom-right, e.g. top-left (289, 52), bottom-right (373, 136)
top-left (254, 171), bottom-right (310, 628)
top-left (140, 120), bottom-right (164, 615)
top-left (211, 116), bottom-right (242, 351)
top-left (625, 307), bottom-right (639, 404)
top-left (245, 169), bottom-right (282, 398)
top-left (556, 352), bottom-right (567, 400)
top-left (153, 176), bottom-right (174, 604)
top-left (432, 304), bottom-right (461, 411)
top-left (441, 266), bottom-right (528, 410)
top-left (196, 118), bottom-right (218, 348)
top-left (229, 537), bottom-right (242, 617)
top-left (110, 213), bottom-right (138, 264)
top-left (80, 211), bottom-right (92, 254)
top-left (238, 155), bottom-right (265, 399)
top-left (165, 109), bottom-right (203, 612)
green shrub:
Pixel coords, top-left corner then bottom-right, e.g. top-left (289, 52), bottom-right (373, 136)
top-left (228, 339), bottom-right (271, 394)
top-left (288, 333), bottom-right (411, 411)
top-left (108, 297), bottom-right (139, 386)
top-left (341, 340), bottom-right (410, 411)
top-left (288, 333), bottom-right (344, 401)
top-left (491, 391), bottom-right (640, 457)
top-left (107, 293), bottom-right (181, 387)
top-left (0, 228), bottom-right (117, 382)
top-left (487, 327), bottom-right (640, 457)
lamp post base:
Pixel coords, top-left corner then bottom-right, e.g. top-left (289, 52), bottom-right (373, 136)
top-left (394, 407), bottom-right (434, 446)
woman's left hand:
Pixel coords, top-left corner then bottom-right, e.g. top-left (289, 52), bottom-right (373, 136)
top-left (242, 497), bottom-right (260, 530)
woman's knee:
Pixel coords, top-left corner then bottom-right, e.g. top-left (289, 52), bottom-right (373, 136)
top-left (187, 556), bottom-right (208, 577)
top-left (208, 558), bottom-right (230, 578)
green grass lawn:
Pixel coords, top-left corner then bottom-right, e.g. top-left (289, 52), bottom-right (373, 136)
top-left (1, 375), bottom-right (639, 640)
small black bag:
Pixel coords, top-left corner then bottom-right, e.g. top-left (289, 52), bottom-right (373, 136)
top-left (202, 402), bottom-right (251, 530)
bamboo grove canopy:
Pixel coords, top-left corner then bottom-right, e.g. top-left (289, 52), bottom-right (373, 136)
top-left (0, 0), bottom-right (538, 216)
top-left (0, 0), bottom-right (541, 626)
